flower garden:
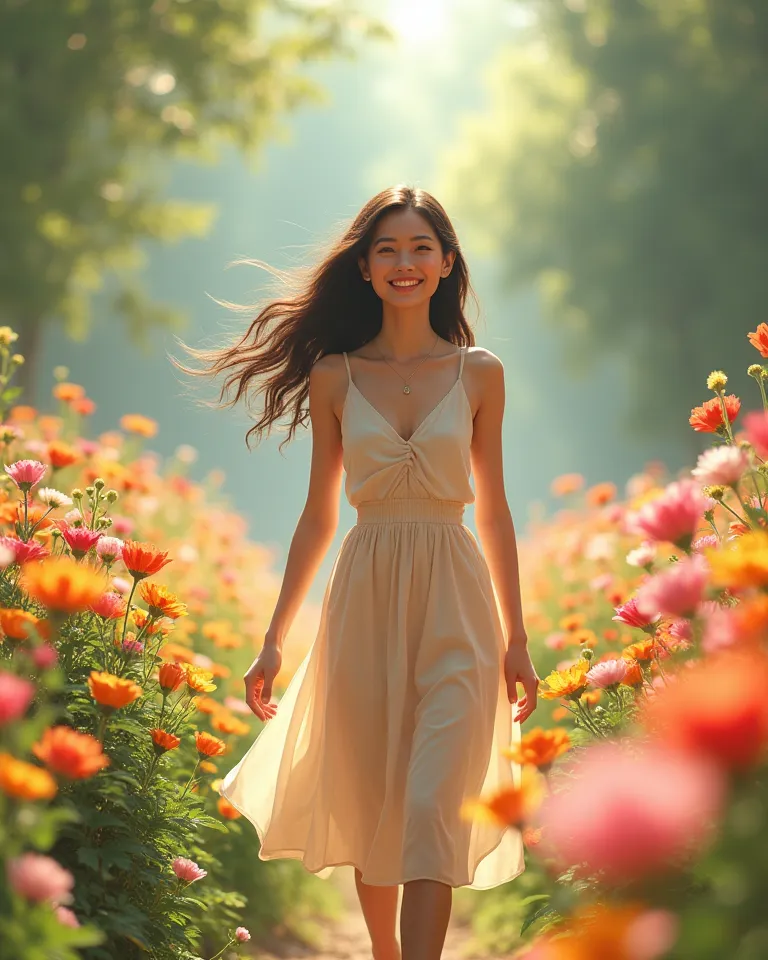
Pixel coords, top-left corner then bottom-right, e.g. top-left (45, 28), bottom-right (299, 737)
top-left (3, 320), bottom-right (768, 959)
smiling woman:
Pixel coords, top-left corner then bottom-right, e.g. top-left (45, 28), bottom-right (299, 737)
top-left (387, 0), bottom-right (451, 44)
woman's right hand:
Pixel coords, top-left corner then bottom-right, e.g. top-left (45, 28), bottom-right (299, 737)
top-left (244, 644), bottom-right (282, 722)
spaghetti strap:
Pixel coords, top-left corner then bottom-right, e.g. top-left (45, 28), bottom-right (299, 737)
top-left (458, 345), bottom-right (466, 378)
top-left (342, 351), bottom-right (351, 385)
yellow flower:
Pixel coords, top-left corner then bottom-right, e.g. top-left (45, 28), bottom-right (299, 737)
top-left (539, 661), bottom-right (590, 700)
top-left (706, 531), bottom-right (768, 589)
top-left (185, 666), bottom-right (217, 694)
top-left (707, 370), bottom-right (728, 394)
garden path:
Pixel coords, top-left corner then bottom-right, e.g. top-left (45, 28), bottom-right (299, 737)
top-left (250, 866), bottom-right (508, 960)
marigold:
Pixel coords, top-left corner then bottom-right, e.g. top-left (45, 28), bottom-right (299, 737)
top-left (199, 760), bottom-right (218, 773)
top-left (158, 641), bottom-right (196, 664)
top-left (460, 767), bottom-right (545, 828)
top-left (193, 695), bottom-right (222, 714)
top-left (47, 441), bottom-right (80, 469)
top-left (559, 613), bottom-right (586, 632)
top-left (539, 661), bottom-right (590, 700)
top-left (706, 531), bottom-right (768, 589)
top-left (622, 638), bottom-right (658, 662)
top-left (194, 731), bottom-right (227, 758)
top-left (621, 659), bottom-right (644, 687)
top-left (157, 661), bottom-right (186, 692)
top-left (87, 671), bottom-right (143, 710)
top-left (138, 581), bottom-right (187, 620)
top-left (570, 628), bottom-right (598, 648)
top-left (185, 666), bottom-right (217, 694)
top-left (21, 557), bottom-right (106, 614)
top-left (32, 726), bottom-right (110, 779)
top-left (119, 414), bottom-right (158, 437)
top-left (689, 395), bottom-right (741, 433)
top-left (211, 713), bottom-right (251, 737)
top-left (217, 795), bottom-right (241, 819)
top-left (503, 727), bottom-right (570, 770)
top-left (0, 608), bottom-right (47, 641)
top-left (122, 540), bottom-right (172, 581)
top-left (0, 752), bottom-right (58, 800)
top-left (150, 729), bottom-right (181, 754)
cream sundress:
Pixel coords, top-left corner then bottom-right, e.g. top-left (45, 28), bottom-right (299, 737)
top-left (220, 344), bottom-right (525, 889)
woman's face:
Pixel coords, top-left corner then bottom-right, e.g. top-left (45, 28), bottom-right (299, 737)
top-left (359, 208), bottom-right (455, 307)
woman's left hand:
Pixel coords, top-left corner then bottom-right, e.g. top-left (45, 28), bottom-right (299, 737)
top-left (504, 639), bottom-right (540, 724)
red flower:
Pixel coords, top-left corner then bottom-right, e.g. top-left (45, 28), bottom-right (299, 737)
top-left (54, 522), bottom-right (102, 559)
top-left (747, 323), bottom-right (768, 358)
top-left (689, 395), bottom-right (741, 433)
top-left (121, 541), bottom-right (172, 581)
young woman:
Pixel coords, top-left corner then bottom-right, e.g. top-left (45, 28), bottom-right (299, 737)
top-left (179, 185), bottom-right (539, 960)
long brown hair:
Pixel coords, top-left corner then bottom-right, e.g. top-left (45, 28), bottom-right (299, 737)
top-left (171, 184), bottom-right (479, 453)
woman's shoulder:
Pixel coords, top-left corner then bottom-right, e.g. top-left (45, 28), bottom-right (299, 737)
top-left (465, 345), bottom-right (503, 373)
top-left (309, 352), bottom-right (349, 391)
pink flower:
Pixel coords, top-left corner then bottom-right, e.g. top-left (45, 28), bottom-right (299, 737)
top-left (111, 516), bottom-right (135, 537)
top-left (635, 555), bottom-right (710, 619)
top-left (224, 696), bottom-right (252, 716)
top-left (612, 596), bottom-right (659, 629)
top-left (4, 459), bottom-right (47, 492)
top-left (668, 618), bottom-right (693, 642)
top-left (626, 541), bottom-right (657, 568)
top-left (122, 638), bottom-right (145, 655)
top-left (31, 643), bottom-right (59, 670)
top-left (544, 632), bottom-right (568, 651)
top-left (534, 740), bottom-right (725, 882)
top-left (691, 446), bottom-right (750, 486)
top-left (586, 658), bottom-right (628, 688)
top-left (54, 905), bottom-right (80, 928)
top-left (110, 576), bottom-right (132, 595)
top-left (0, 542), bottom-right (13, 569)
top-left (0, 671), bottom-right (35, 723)
top-left (96, 536), bottom-right (124, 564)
top-left (626, 479), bottom-right (712, 549)
top-left (6, 853), bottom-right (75, 903)
top-left (702, 606), bottom-right (739, 655)
top-left (0, 536), bottom-right (49, 565)
top-left (89, 592), bottom-right (126, 620)
top-left (76, 439), bottom-right (100, 456)
top-left (745, 410), bottom-right (768, 457)
top-left (54, 522), bottom-right (102, 559)
top-left (172, 857), bottom-right (207, 883)
top-left (692, 533), bottom-right (719, 552)
top-left (235, 927), bottom-right (251, 942)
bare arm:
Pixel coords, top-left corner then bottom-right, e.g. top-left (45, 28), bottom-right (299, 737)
top-left (469, 349), bottom-right (540, 722)
top-left (244, 354), bottom-right (345, 719)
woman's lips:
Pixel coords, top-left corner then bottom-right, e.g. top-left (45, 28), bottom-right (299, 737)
top-left (388, 279), bottom-right (424, 289)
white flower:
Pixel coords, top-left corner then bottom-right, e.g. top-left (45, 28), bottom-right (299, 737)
top-left (691, 446), bottom-right (750, 486)
top-left (626, 541), bottom-right (657, 567)
top-left (37, 488), bottom-right (73, 508)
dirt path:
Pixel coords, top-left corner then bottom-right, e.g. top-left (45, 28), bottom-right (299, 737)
top-left (251, 866), bottom-right (508, 960)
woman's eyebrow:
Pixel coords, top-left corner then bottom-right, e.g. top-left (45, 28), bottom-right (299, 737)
top-left (373, 235), bottom-right (434, 245)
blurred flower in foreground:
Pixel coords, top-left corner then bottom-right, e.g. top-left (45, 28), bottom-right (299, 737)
top-left (706, 530), bottom-right (768, 590)
top-left (21, 557), bottom-right (106, 614)
top-left (691, 446), bottom-right (750, 486)
top-left (534, 740), bottom-right (725, 882)
top-left (625, 479), bottom-right (711, 550)
top-left (635, 554), bottom-right (709, 618)
top-left (6, 852), bottom-right (74, 903)
top-left (461, 766), bottom-right (546, 829)
top-left (502, 727), bottom-right (571, 772)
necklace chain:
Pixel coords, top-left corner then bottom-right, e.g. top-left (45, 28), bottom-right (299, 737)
top-left (371, 332), bottom-right (440, 395)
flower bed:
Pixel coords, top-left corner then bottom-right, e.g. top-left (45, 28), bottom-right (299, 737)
top-left (0, 326), bottom-right (336, 960)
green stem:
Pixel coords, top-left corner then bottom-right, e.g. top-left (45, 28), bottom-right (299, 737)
top-left (717, 394), bottom-right (736, 443)
top-left (718, 498), bottom-right (750, 527)
top-left (208, 938), bottom-right (236, 960)
top-left (757, 375), bottom-right (768, 413)
top-left (179, 758), bottom-right (200, 800)
top-left (120, 578), bottom-right (139, 647)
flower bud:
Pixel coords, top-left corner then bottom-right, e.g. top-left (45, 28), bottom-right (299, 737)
top-left (704, 484), bottom-right (725, 501)
top-left (106, 490), bottom-right (118, 503)
top-left (761, 369), bottom-right (768, 381)
top-left (84, 486), bottom-right (95, 497)
top-left (10, 354), bottom-right (24, 366)
top-left (53, 365), bottom-right (70, 381)
top-left (706, 370), bottom-right (728, 394)
top-left (748, 364), bottom-right (764, 378)
top-left (71, 488), bottom-right (83, 500)
top-left (581, 647), bottom-right (594, 662)
top-left (93, 477), bottom-right (105, 490)
top-left (0, 327), bottom-right (18, 347)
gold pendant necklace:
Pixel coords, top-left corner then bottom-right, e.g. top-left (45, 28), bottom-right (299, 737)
top-left (372, 332), bottom-right (440, 395)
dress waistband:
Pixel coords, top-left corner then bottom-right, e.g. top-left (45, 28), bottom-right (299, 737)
top-left (355, 498), bottom-right (465, 525)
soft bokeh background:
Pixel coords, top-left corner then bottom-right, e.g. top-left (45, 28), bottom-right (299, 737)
top-left (14, 0), bottom-right (762, 607)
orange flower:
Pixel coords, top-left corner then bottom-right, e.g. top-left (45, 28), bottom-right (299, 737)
top-left (194, 731), bottom-right (227, 758)
top-left (193, 695), bottom-right (221, 715)
top-left (559, 613), bottom-right (586, 633)
top-left (132, 608), bottom-right (165, 634)
top-left (540, 661), bottom-right (590, 700)
top-left (158, 641), bottom-right (195, 664)
top-left (586, 482), bottom-right (617, 507)
top-left (460, 767), bottom-right (545, 828)
top-left (217, 795), bottom-right (241, 819)
top-left (622, 638), bottom-right (657, 662)
top-left (503, 727), bottom-right (570, 769)
top-left (211, 712), bottom-right (251, 737)
top-left (529, 901), bottom-right (670, 960)
top-left (706, 530), bottom-right (768, 590)
top-left (120, 414), bottom-right (158, 438)
top-left (0, 752), bottom-right (58, 800)
top-left (122, 541), bottom-right (172, 581)
top-left (52, 383), bottom-right (85, 402)
top-left (734, 594), bottom-right (768, 643)
top-left (0, 608), bottom-right (47, 641)
top-left (150, 729), bottom-right (181, 754)
top-left (138, 582), bottom-right (187, 620)
top-left (641, 651), bottom-right (768, 770)
top-left (208, 662), bottom-right (230, 679)
top-left (551, 473), bottom-right (584, 497)
top-left (185, 666), bottom-right (217, 694)
top-left (37, 416), bottom-right (63, 441)
top-left (620, 659), bottom-right (643, 687)
top-left (199, 760), bottom-right (218, 774)
top-left (747, 322), bottom-right (768, 358)
top-left (9, 405), bottom-right (37, 423)
top-left (72, 397), bottom-right (96, 416)
top-left (689, 395), bottom-right (741, 433)
top-left (47, 441), bottom-right (80, 469)
top-left (88, 670), bottom-right (143, 710)
top-left (551, 706), bottom-right (570, 721)
top-left (570, 628), bottom-right (598, 648)
top-left (32, 726), bottom-right (110, 779)
top-left (21, 557), bottom-right (106, 614)
top-left (581, 689), bottom-right (602, 705)
top-left (157, 661), bottom-right (187, 692)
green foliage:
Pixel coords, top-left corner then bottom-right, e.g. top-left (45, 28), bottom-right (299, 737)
top-left (0, 0), bottom-right (388, 375)
top-left (440, 0), bottom-right (768, 434)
